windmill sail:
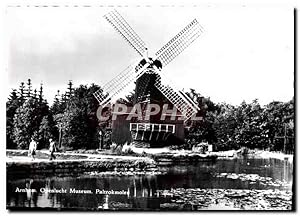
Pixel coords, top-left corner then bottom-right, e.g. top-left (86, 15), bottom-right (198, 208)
top-left (95, 10), bottom-right (151, 106)
top-left (155, 19), bottom-right (204, 67)
top-left (93, 62), bottom-right (151, 107)
top-left (154, 73), bottom-right (200, 121)
top-left (104, 10), bottom-right (147, 57)
top-left (96, 10), bottom-right (203, 121)
top-left (152, 19), bottom-right (203, 121)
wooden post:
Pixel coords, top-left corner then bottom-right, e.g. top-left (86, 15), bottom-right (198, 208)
top-left (283, 123), bottom-right (287, 154)
top-left (58, 124), bottom-right (62, 148)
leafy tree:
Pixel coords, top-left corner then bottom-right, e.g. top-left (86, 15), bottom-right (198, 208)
top-left (117, 91), bottom-right (135, 106)
top-left (6, 89), bottom-right (20, 149)
top-left (51, 90), bottom-right (66, 115)
top-left (185, 89), bottom-right (219, 145)
top-left (234, 99), bottom-right (267, 149)
top-left (261, 99), bottom-right (294, 151)
top-left (12, 98), bottom-right (39, 149)
top-left (211, 103), bottom-right (238, 150)
top-left (54, 84), bottom-right (101, 150)
top-left (10, 80), bottom-right (51, 150)
top-left (35, 115), bottom-right (57, 149)
top-left (58, 106), bottom-right (88, 149)
top-left (7, 78), bottom-right (294, 153)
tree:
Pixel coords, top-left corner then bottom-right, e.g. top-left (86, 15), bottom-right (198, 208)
top-left (212, 103), bottom-right (238, 150)
top-left (38, 83), bottom-right (44, 104)
top-left (26, 78), bottom-right (32, 99)
top-left (51, 90), bottom-right (66, 115)
top-left (261, 99), bottom-right (294, 151)
top-left (11, 80), bottom-right (52, 150)
top-left (18, 82), bottom-right (25, 103)
top-left (35, 115), bottom-right (57, 149)
top-left (53, 84), bottom-right (101, 150)
top-left (184, 89), bottom-right (219, 145)
top-left (7, 89), bottom-right (20, 149)
top-left (59, 106), bottom-right (90, 149)
top-left (65, 80), bottom-right (74, 99)
top-left (234, 99), bottom-right (267, 149)
top-left (12, 98), bottom-right (39, 149)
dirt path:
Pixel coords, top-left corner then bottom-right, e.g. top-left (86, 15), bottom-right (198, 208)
top-left (6, 149), bottom-right (155, 164)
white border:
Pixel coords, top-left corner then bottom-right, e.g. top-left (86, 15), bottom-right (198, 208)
top-left (1, 0), bottom-right (298, 215)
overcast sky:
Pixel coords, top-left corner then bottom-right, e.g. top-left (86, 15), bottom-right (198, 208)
top-left (6, 5), bottom-right (294, 105)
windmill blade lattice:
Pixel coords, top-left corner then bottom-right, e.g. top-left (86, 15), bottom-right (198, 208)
top-left (93, 62), bottom-right (152, 107)
top-left (104, 10), bottom-right (147, 57)
top-left (155, 19), bottom-right (204, 67)
top-left (95, 10), bottom-right (204, 121)
top-left (154, 72), bottom-right (200, 121)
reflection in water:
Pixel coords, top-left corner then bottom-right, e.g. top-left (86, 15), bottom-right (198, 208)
top-left (7, 158), bottom-right (293, 210)
top-left (25, 179), bottom-right (38, 207)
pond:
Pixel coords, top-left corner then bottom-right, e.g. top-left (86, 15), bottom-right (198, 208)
top-left (6, 157), bottom-right (293, 210)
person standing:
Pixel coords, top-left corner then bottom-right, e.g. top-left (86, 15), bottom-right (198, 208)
top-left (28, 138), bottom-right (37, 161)
top-left (49, 138), bottom-right (57, 161)
top-left (99, 129), bottom-right (103, 150)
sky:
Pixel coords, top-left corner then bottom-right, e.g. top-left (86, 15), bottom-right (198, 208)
top-left (6, 5), bottom-right (294, 105)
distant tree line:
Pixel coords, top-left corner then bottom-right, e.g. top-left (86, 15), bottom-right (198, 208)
top-left (6, 80), bottom-right (294, 153)
top-left (185, 89), bottom-right (294, 153)
top-left (6, 79), bottom-right (102, 150)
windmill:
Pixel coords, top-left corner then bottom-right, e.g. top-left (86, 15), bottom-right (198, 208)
top-left (93, 10), bottom-right (204, 147)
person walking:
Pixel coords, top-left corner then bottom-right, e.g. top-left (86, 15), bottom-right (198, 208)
top-left (49, 138), bottom-right (57, 161)
top-left (28, 138), bottom-right (37, 161)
